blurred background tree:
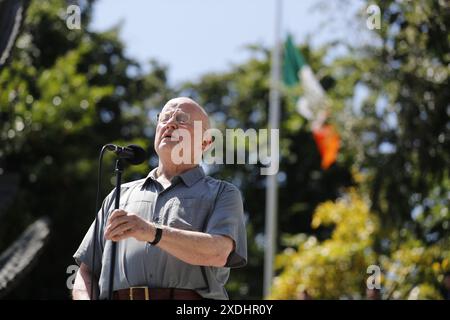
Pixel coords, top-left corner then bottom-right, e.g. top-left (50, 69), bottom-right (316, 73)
top-left (0, 0), bottom-right (172, 298)
top-left (270, 189), bottom-right (379, 299)
top-left (271, 0), bottom-right (449, 299)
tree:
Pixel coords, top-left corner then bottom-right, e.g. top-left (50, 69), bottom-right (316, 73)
top-left (0, 0), bottom-right (171, 298)
top-left (271, 0), bottom-right (449, 299)
top-left (332, 0), bottom-right (449, 234)
top-left (270, 189), bottom-right (379, 299)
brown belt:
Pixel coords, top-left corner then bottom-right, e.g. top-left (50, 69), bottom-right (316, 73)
top-left (113, 287), bottom-right (203, 300)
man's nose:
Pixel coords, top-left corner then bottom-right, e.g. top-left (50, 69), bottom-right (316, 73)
top-left (164, 116), bottom-right (178, 129)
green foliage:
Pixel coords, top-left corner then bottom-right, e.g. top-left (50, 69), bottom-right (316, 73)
top-left (271, 188), bottom-right (450, 299)
top-left (271, 0), bottom-right (449, 299)
top-left (334, 0), bottom-right (449, 232)
top-left (0, 0), bottom-right (169, 298)
top-left (270, 190), bottom-right (378, 299)
top-left (380, 234), bottom-right (450, 300)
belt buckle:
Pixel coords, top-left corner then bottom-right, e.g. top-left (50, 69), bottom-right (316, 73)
top-left (129, 286), bottom-right (150, 300)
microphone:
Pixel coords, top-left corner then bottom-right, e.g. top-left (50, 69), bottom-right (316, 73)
top-left (105, 144), bottom-right (147, 165)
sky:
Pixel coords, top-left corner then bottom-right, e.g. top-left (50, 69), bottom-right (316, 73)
top-left (90, 0), bottom-right (367, 85)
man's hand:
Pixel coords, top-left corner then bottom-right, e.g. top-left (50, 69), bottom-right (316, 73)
top-left (104, 209), bottom-right (155, 242)
top-left (104, 209), bottom-right (234, 267)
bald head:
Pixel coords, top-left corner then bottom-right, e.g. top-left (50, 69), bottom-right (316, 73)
top-left (162, 97), bottom-right (210, 130)
top-left (164, 97), bottom-right (207, 114)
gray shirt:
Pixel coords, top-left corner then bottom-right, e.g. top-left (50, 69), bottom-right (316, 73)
top-left (73, 166), bottom-right (247, 300)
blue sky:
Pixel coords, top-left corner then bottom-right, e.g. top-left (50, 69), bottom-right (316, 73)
top-left (90, 0), bottom-right (366, 85)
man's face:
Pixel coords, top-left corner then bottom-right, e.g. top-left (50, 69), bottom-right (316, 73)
top-left (154, 98), bottom-right (210, 164)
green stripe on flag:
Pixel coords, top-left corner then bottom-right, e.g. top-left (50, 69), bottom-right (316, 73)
top-left (283, 34), bottom-right (306, 87)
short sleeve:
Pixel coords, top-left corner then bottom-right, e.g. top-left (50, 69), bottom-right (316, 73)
top-left (205, 183), bottom-right (247, 268)
top-left (73, 191), bottom-right (113, 278)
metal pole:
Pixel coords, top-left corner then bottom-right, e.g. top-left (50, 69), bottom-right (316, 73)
top-left (264, 0), bottom-right (282, 298)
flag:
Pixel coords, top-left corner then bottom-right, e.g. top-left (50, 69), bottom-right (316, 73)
top-left (283, 34), bottom-right (340, 169)
top-left (283, 34), bottom-right (328, 123)
top-left (312, 124), bottom-right (340, 170)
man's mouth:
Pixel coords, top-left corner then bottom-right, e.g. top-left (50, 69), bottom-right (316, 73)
top-left (162, 132), bottom-right (180, 141)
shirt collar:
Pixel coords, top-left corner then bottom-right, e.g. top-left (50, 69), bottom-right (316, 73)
top-left (144, 166), bottom-right (205, 188)
top-left (178, 165), bottom-right (206, 187)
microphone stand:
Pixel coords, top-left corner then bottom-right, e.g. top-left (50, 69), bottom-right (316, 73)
top-left (107, 158), bottom-right (124, 300)
top-left (90, 143), bottom-right (146, 300)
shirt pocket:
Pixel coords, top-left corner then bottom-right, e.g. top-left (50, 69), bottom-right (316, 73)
top-left (166, 197), bottom-right (198, 231)
top-left (120, 200), bottom-right (153, 220)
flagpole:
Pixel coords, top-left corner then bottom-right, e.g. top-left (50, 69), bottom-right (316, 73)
top-left (264, 0), bottom-right (282, 298)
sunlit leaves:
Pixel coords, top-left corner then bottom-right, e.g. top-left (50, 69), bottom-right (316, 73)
top-left (270, 191), bottom-right (378, 299)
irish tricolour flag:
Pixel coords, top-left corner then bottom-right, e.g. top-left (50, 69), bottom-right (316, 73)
top-left (283, 34), bottom-right (340, 170)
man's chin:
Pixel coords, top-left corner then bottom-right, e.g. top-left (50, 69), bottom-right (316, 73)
top-left (157, 141), bottom-right (181, 154)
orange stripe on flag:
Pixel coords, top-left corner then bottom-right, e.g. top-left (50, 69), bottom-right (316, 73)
top-left (312, 124), bottom-right (340, 169)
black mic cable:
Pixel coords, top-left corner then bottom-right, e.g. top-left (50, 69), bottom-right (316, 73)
top-left (89, 144), bottom-right (110, 299)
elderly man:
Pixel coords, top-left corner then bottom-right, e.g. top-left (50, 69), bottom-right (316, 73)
top-left (72, 97), bottom-right (247, 300)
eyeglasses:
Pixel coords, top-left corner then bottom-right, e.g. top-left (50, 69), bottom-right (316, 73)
top-left (157, 110), bottom-right (191, 125)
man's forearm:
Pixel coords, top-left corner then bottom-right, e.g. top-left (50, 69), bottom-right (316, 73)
top-left (155, 225), bottom-right (233, 267)
top-left (72, 288), bottom-right (90, 300)
top-left (72, 263), bottom-right (97, 300)
top-left (104, 210), bottom-right (234, 268)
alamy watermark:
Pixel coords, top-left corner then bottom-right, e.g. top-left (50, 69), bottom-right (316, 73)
top-left (165, 121), bottom-right (279, 176)
top-left (366, 265), bottom-right (381, 289)
top-left (366, 4), bottom-right (381, 30)
top-left (66, 264), bottom-right (79, 290)
top-left (66, 5), bottom-right (81, 30)
top-left (66, 264), bottom-right (383, 290)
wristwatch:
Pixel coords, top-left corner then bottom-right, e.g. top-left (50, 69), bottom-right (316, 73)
top-left (148, 225), bottom-right (163, 246)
